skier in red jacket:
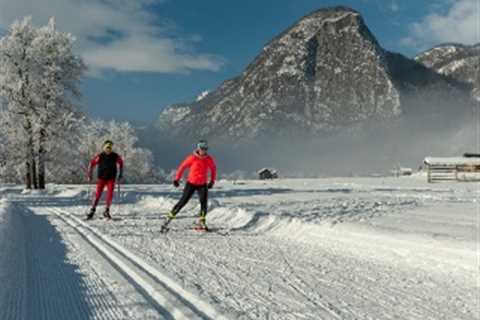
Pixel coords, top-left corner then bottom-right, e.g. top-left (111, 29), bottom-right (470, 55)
top-left (86, 140), bottom-right (124, 220)
top-left (167, 140), bottom-right (217, 230)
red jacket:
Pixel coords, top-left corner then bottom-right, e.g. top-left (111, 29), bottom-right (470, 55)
top-left (175, 151), bottom-right (217, 185)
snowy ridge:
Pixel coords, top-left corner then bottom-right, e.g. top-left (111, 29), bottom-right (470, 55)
top-left (416, 43), bottom-right (480, 100)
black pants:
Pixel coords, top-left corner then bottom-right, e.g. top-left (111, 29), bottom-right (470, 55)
top-left (172, 182), bottom-right (208, 215)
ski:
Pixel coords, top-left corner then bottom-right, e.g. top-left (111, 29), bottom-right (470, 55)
top-left (192, 226), bottom-right (231, 236)
top-left (85, 216), bottom-right (120, 222)
top-left (99, 216), bottom-right (121, 221)
top-left (85, 210), bottom-right (121, 222)
top-left (194, 224), bottom-right (209, 232)
top-left (160, 225), bottom-right (228, 236)
top-left (160, 217), bottom-right (174, 233)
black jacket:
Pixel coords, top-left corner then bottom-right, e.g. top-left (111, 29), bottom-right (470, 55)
top-left (90, 152), bottom-right (123, 180)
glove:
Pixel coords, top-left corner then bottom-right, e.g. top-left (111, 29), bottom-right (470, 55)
top-left (173, 180), bottom-right (180, 188)
top-left (207, 181), bottom-right (214, 189)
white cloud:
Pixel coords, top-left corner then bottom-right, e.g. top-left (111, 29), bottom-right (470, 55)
top-left (401, 0), bottom-right (480, 49)
top-left (84, 36), bottom-right (223, 73)
top-left (0, 0), bottom-right (224, 74)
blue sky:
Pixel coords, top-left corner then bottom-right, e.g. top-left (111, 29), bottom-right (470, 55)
top-left (0, 0), bottom-right (478, 124)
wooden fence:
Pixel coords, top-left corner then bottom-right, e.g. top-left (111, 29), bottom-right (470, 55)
top-left (426, 162), bottom-right (480, 183)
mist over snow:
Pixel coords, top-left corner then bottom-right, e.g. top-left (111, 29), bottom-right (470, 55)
top-left (145, 6), bottom-right (478, 177)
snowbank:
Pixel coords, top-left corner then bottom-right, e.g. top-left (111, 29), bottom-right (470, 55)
top-left (136, 196), bottom-right (176, 211)
top-left (0, 199), bottom-right (9, 224)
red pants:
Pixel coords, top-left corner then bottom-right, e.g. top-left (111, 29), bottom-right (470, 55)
top-left (93, 179), bottom-right (116, 208)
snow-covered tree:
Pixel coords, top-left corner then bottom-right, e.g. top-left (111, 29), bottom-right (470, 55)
top-left (30, 18), bottom-right (86, 188)
top-left (0, 17), bottom-right (159, 186)
top-left (77, 120), bottom-right (157, 184)
top-left (0, 106), bottom-right (32, 183)
top-left (0, 17), bottom-right (39, 188)
top-left (0, 17), bottom-right (86, 189)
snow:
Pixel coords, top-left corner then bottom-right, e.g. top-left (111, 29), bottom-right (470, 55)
top-left (418, 45), bottom-right (458, 62)
top-left (425, 156), bottom-right (480, 165)
top-left (159, 106), bottom-right (192, 124)
top-left (434, 45), bottom-right (458, 55)
top-left (277, 64), bottom-right (299, 76)
top-left (196, 90), bottom-right (210, 102)
top-left (439, 59), bottom-right (466, 74)
top-left (295, 11), bottom-right (359, 39)
top-left (0, 177), bottom-right (478, 319)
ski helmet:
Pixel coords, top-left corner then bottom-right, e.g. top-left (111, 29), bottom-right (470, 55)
top-left (196, 140), bottom-right (208, 151)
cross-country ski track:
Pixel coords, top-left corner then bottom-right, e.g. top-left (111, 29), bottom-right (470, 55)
top-left (0, 177), bottom-right (478, 319)
top-left (0, 199), bottom-right (226, 320)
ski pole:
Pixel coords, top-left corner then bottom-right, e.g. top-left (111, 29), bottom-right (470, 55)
top-left (90, 182), bottom-right (96, 207)
top-left (86, 183), bottom-right (90, 203)
top-left (117, 181), bottom-right (121, 203)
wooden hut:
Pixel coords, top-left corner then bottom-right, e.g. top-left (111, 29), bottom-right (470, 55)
top-left (258, 168), bottom-right (278, 180)
top-left (424, 156), bottom-right (480, 182)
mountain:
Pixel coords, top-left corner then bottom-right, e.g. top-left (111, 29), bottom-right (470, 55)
top-left (415, 43), bottom-right (480, 100)
top-left (148, 6), bottom-right (474, 174)
top-left (155, 6), bottom-right (472, 144)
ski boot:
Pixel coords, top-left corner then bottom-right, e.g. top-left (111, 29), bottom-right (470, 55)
top-left (86, 207), bottom-right (95, 220)
top-left (103, 207), bottom-right (112, 220)
top-left (161, 210), bottom-right (176, 233)
top-left (167, 210), bottom-right (177, 220)
top-left (195, 211), bottom-right (208, 232)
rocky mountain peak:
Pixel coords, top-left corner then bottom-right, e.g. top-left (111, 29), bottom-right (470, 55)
top-left (416, 43), bottom-right (480, 70)
top-left (416, 43), bottom-right (480, 100)
top-left (155, 7), bottom-right (472, 146)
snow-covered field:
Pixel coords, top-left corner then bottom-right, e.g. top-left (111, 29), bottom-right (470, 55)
top-left (0, 176), bottom-right (478, 319)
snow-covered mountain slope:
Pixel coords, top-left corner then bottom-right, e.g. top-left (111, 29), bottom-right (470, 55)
top-left (0, 177), bottom-right (477, 319)
top-left (155, 6), bottom-right (472, 143)
top-left (416, 43), bottom-right (480, 100)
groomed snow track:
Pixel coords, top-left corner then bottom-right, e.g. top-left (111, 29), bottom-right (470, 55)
top-left (48, 208), bottom-right (227, 320)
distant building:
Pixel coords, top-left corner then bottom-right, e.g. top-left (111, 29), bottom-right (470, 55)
top-left (424, 156), bottom-right (480, 183)
top-left (399, 168), bottom-right (413, 176)
top-left (391, 167), bottom-right (413, 177)
top-left (463, 153), bottom-right (480, 158)
top-left (258, 168), bottom-right (278, 180)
